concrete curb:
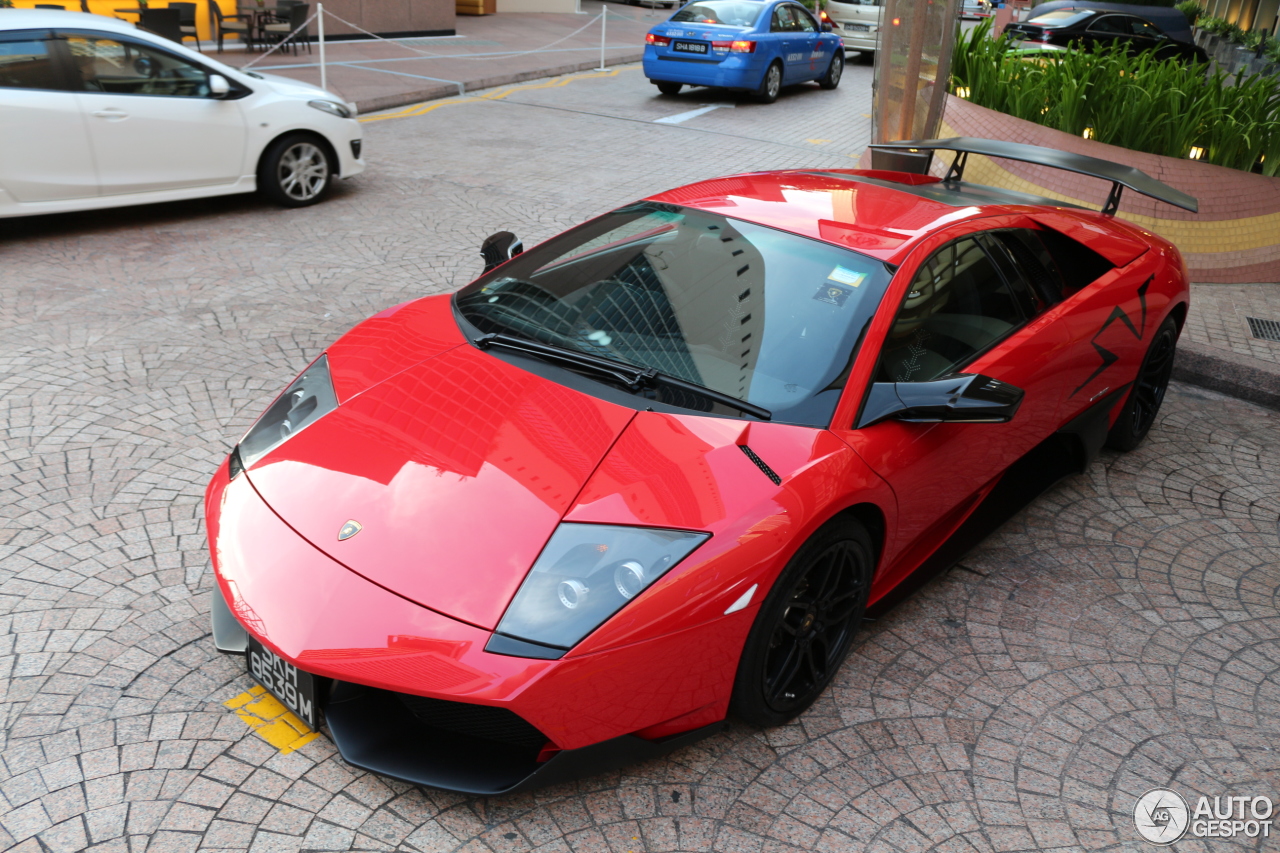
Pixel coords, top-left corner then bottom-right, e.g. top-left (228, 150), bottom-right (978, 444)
top-left (355, 51), bottom-right (645, 114)
top-left (1173, 338), bottom-right (1280, 411)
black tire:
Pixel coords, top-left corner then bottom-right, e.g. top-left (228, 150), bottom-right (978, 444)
top-left (258, 133), bottom-right (333, 208)
top-left (818, 49), bottom-right (843, 89)
top-left (1105, 315), bottom-right (1178, 452)
top-left (656, 81), bottom-right (683, 96)
top-left (753, 61), bottom-right (783, 104)
top-left (730, 517), bottom-right (873, 727)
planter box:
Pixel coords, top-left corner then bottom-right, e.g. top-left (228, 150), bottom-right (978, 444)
top-left (932, 94), bottom-right (1280, 283)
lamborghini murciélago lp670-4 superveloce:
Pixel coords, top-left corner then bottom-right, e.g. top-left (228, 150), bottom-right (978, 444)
top-left (206, 138), bottom-right (1197, 795)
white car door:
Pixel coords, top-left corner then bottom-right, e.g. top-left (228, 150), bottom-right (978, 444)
top-left (0, 30), bottom-right (98, 202)
top-left (64, 32), bottom-right (247, 195)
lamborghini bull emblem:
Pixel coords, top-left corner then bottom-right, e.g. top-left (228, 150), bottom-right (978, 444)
top-left (338, 520), bottom-right (362, 541)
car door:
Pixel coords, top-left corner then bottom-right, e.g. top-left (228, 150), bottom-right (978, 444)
top-left (1085, 14), bottom-right (1135, 55)
top-left (63, 31), bottom-right (247, 195)
top-left (785, 4), bottom-right (823, 81)
top-left (834, 227), bottom-right (1071, 591)
top-left (0, 29), bottom-right (98, 203)
top-left (767, 4), bottom-right (796, 79)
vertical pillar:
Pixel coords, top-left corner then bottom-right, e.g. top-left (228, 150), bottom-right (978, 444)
top-left (871, 0), bottom-right (961, 144)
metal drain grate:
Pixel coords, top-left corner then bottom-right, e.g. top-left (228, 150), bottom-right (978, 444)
top-left (1246, 317), bottom-right (1280, 342)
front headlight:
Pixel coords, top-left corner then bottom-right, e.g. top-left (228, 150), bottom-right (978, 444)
top-left (493, 523), bottom-right (709, 651)
top-left (308, 99), bottom-right (352, 119)
top-left (236, 354), bottom-right (338, 468)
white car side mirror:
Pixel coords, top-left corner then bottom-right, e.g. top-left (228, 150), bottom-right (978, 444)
top-left (209, 74), bottom-right (230, 98)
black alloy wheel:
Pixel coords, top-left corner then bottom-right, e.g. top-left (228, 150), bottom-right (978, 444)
top-left (1105, 314), bottom-right (1179, 451)
top-left (754, 61), bottom-right (783, 104)
top-left (818, 49), bottom-right (843, 89)
top-left (731, 518), bottom-right (873, 727)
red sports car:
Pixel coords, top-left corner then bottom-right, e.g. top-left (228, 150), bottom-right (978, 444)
top-left (206, 138), bottom-right (1196, 795)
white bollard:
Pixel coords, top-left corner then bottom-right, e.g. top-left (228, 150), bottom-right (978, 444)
top-left (318, 3), bottom-right (327, 92)
top-left (597, 7), bottom-right (606, 71)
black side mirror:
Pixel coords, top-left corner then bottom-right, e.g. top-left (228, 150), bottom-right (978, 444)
top-left (481, 231), bottom-right (523, 274)
top-left (822, 21), bottom-right (834, 31)
top-left (858, 373), bottom-right (1024, 428)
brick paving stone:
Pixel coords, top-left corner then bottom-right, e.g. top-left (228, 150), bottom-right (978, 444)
top-left (2, 59), bottom-right (1279, 853)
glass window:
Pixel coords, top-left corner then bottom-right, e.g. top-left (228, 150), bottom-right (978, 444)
top-left (66, 35), bottom-right (210, 97)
top-left (671, 0), bottom-right (766, 27)
top-left (771, 6), bottom-right (793, 32)
top-left (989, 230), bottom-right (1061, 308)
top-left (455, 202), bottom-right (894, 427)
top-left (1087, 15), bottom-right (1129, 35)
top-left (0, 38), bottom-right (61, 91)
top-left (877, 237), bottom-right (1026, 383)
top-left (1027, 10), bottom-right (1092, 26)
top-left (790, 5), bottom-right (818, 32)
top-left (1129, 18), bottom-right (1162, 37)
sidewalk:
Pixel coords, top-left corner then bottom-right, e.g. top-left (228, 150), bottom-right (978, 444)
top-left (217, 0), bottom-right (656, 113)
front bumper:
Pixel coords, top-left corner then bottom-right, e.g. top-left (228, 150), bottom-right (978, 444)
top-left (206, 459), bottom-right (746, 792)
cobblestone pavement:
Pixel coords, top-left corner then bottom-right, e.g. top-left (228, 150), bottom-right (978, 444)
top-left (3, 65), bottom-right (1280, 853)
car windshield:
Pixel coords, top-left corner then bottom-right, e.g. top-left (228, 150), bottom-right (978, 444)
top-left (455, 202), bottom-right (894, 427)
top-left (670, 0), bottom-right (766, 27)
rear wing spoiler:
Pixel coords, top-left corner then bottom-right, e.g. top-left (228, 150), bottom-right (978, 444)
top-left (869, 137), bottom-right (1199, 215)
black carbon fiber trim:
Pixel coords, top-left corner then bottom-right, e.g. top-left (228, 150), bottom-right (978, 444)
top-left (739, 444), bottom-right (781, 485)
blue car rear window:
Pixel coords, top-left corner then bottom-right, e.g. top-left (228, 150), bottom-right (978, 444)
top-left (671, 0), bottom-right (767, 27)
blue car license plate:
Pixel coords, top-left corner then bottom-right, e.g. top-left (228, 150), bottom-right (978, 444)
top-left (673, 40), bottom-right (708, 54)
top-left (247, 636), bottom-right (319, 729)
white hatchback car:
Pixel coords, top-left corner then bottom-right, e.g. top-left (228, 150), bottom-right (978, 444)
top-left (0, 9), bottom-right (364, 218)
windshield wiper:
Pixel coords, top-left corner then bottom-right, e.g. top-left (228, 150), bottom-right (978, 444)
top-left (474, 332), bottom-right (771, 420)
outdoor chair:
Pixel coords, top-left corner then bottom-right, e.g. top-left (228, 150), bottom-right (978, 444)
top-left (138, 7), bottom-right (182, 43)
top-left (168, 1), bottom-right (202, 51)
top-left (261, 2), bottom-right (310, 55)
top-left (209, 2), bottom-right (253, 52)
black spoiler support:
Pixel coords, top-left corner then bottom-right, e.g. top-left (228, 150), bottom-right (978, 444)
top-left (869, 137), bottom-right (1199, 215)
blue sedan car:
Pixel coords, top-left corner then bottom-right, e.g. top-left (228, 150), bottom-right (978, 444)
top-left (644, 0), bottom-right (844, 103)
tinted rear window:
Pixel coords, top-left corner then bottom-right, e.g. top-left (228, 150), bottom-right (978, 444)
top-left (1027, 9), bottom-right (1093, 26)
top-left (671, 1), bottom-right (766, 27)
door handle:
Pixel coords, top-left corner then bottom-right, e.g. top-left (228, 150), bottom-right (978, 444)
top-left (92, 109), bottom-right (128, 121)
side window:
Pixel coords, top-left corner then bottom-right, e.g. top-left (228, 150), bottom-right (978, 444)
top-left (1087, 15), bottom-right (1128, 34)
top-left (876, 237), bottom-right (1027, 383)
top-left (1129, 18), bottom-right (1161, 37)
top-left (0, 36), bottom-right (62, 91)
top-left (771, 7), bottom-right (792, 32)
top-left (65, 35), bottom-right (210, 97)
top-left (791, 5), bottom-right (818, 31)
top-left (1032, 227), bottom-right (1115, 295)
top-left (985, 231), bottom-right (1058, 311)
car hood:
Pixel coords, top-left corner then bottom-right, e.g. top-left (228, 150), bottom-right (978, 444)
top-left (244, 344), bottom-right (636, 629)
top-left (246, 70), bottom-right (350, 106)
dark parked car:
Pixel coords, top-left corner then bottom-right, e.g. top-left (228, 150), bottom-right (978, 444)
top-left (1004, 8), bottom-right (1210, 64)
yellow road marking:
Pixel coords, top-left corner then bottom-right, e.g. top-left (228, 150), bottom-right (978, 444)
top-left (806, 138), bottom-right (832, 145)
top-left (360, 66), bottom-right (637, 123)
top-left (224, 686), bottom-right (320, 754)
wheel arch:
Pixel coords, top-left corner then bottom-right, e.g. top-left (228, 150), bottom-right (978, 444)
top-left (1167, 300), bottom-right (1188, 334)
top-left (256, 129), bottom-right (343, 181)
top-left (832, 501), bottom-right (886, 568)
